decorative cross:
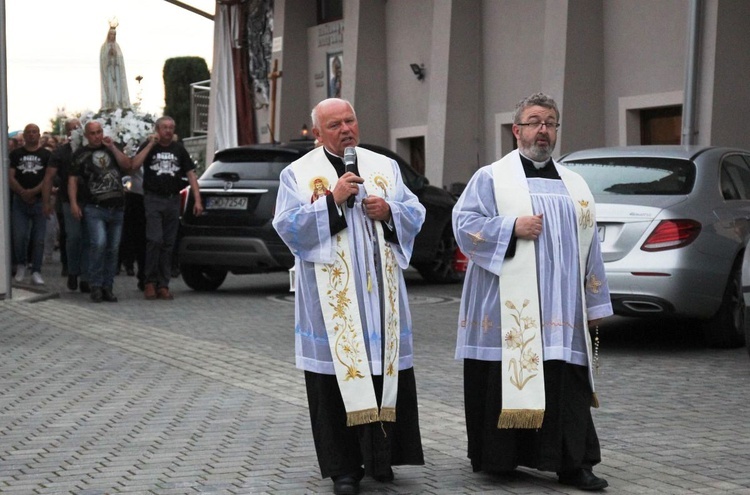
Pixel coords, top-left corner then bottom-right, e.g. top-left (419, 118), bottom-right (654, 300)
top-left (268, 59), bottom-right (283, 144)
top-left (586, 274), bottom-right (602, 294)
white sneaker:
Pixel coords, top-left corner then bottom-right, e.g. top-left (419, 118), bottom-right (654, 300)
top-left (14, 265), bottom-right (25, 282)
top-left (31, 272), bottom-right (45, 285)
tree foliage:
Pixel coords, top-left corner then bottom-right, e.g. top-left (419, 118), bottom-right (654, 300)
top-left (163, 57), bottom-right (210, 141)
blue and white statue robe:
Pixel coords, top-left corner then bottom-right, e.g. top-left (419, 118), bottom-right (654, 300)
top-left (273, 146), bottom-right (426, 379)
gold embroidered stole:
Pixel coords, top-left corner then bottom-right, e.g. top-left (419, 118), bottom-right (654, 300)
top-left (492, 151), bottom-right (597, 429)
top-left (291, 147), bottom-right (400, 425)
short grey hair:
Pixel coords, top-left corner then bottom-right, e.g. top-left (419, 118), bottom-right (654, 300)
top-left (155, 116), bottom-right (175, 129)
top-left (513, 93), bottom-right (560, 124)
top-left (311, 98), bottom-right (356, 129)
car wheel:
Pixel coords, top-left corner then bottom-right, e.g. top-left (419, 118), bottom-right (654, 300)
top-left (180, 264), bottom-right (228, 291)
top-left (703, 261), bottom-right (745, 348)
top-left (414, 227), bottom-right (464, 284)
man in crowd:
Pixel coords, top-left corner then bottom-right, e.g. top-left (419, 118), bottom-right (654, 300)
top-left (119, 166), bottom-right (147, 291)
top-left (68, 120), bottom-right (133, 303)
top-left (452, 93), bottom-right (613, 491)
top-left (9, 123), bottom-right (51, 285)
top-left (273, 98), bottom-right (425, 495)
top-left (131, 116), bottom-right (202, 300)
top-left (43, 118), bottom-right (91, 293)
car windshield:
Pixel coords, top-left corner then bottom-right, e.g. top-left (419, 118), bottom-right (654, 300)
top-left (563, 157), bottom-right (695, 195)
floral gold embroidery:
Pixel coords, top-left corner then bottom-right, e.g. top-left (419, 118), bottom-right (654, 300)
top-left (383, 244), bottom-right (399, 376)
top-left (321, 242), bottom-right (367, 381)
top-left (503, 299), bottom-right (540, 390)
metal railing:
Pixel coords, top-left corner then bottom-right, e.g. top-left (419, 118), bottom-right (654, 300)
top-left (190, 79), bottom-right (211, 136)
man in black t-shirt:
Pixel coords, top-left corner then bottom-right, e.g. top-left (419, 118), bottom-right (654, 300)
top-left (132, 116), bottom-right (203, 301)
top-left (69, 121), bottom-right (133, 303)
top-left (9, 123), bottom-right (51, 285)
top-left (42, 118), bottom-right (91, 292)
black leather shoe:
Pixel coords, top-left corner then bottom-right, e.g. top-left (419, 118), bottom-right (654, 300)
top-left (90, 287), bottom-right (103, 303)
top-left (373, 467), bottom-right (394, 482)
top-left (558, 468), bottom-right (608, 491)
top-left (80, 281), bottom-right (91, 293)
top-left (101, 288), bottom-right (118, 303)
top-left (67, 274), bottom-right (78, 291)
top-left (333, 469), bottom-right (364, 495)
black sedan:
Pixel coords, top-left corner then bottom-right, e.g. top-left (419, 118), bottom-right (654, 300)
top-left (177, 141), bottom-right (465, 291)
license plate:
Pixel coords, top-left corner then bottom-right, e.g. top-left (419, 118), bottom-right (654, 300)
top-left (206, 196), bottom-right (248, 210)
top-left (598, 225), bottom-right (605, 241)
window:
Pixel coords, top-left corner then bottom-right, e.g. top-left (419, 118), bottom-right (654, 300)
top-left (563, 157), bottom-right (695, 196)
top-left (721, 154), bottom-right (750, 200)
top-left (640, 106), bottom-right (682, 145)
top-left (317, 0), bottom-right (342, 24)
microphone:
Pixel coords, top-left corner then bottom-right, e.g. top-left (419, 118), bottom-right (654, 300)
top-left (344, 146), bottom-right (357, 208)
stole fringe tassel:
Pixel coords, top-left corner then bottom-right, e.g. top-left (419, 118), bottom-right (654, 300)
top-left (346, 407), bottom-right (397, 427)
top-left (379, 407), bottom-right (396, 423)
top-left (347, 408), bottom-right (380, 427)
top-left (591, 392), bottom-right (600, 409)
top-left (497, 409), bottom-right (545, 429)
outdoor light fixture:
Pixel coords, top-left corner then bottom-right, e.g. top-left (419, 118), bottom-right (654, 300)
top-left (300, 124), bottom-right (311, 139)
top-left (410, 63), bottom-right (426, 81)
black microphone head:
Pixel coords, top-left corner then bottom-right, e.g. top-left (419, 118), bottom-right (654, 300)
top-left (344, 147), bottom-right (356, 166)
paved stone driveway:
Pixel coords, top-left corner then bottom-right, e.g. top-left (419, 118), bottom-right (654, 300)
top-left (1, 258), bottom-right (749, 494)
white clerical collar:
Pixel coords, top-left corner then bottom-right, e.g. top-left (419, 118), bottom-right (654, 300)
top-left (519, 151), bottom-right (549, 170)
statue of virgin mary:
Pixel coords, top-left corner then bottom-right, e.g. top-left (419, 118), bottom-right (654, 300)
top-left (100, 20), bottom-right (131, 110)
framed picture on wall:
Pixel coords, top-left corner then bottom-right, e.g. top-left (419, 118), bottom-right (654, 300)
top-left (327, 52), bottom-right (343, 98)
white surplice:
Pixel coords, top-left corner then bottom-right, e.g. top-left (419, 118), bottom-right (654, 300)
top-left (453, 159), bottom-right (613, 371)
top-left (273, 148), bottom-right (426, 376)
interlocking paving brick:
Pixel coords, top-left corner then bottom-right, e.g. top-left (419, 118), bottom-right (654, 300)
top-left (2, 262), bottom-right (750, 493)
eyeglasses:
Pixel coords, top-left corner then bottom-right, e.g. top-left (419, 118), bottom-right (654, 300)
top-left (516, 121), bottom-right (560, 130)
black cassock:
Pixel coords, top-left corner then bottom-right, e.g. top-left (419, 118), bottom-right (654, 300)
top-left (305, 368), bottom-right (424, 480)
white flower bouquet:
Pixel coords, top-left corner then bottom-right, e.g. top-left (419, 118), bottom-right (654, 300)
top-left (70, 108), bottom-right (156, 156)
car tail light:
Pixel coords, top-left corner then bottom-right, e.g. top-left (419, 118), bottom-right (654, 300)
top-left (452, 247), bottom-right (469, 273)
top-left (640, 219), bottom-right (701, 252)
top-left (179, 187), bottom-right (189, 216)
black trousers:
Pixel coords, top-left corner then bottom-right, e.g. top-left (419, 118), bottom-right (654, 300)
top-left (464, 359), bottom-right (601, 474)
top-left (120, 192), bottom-right (146, 282)
top-left (304, 368), bottom-right (424, 480)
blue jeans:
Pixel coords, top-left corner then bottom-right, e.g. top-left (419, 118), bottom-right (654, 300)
top-left (84, 204), bottom-right (124, 289)
top-left (62, 202), bottom-right (90, 280)
top-left (12, 194), bottom-right (47, 273)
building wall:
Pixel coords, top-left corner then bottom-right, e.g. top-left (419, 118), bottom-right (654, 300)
top-left (385, 0), bottom-right (432, 131)
top-left (709, 0), bottom-right (750, 148)
top-left (270, 0), bottom-right (750, 190)
top-left (601, 0), bottom-right (687, 146)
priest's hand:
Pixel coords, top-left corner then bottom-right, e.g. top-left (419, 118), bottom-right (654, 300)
top-left (333, 172), bottom-right (364, 206)
top-left (363, 195), bottom-right (391, 222)
top-left (515, 213), bottom-right (544, 240)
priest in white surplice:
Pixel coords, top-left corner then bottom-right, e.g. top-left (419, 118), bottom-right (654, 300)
top-left (273, 98), bottom-right (425, 494)
top-left (453, 93), bottom-right (613, 491)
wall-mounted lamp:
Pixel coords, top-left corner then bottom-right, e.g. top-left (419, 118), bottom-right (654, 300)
top-left (410, 63), bottom-right (426, 81)
top-left (301, 124), bottom-right (309, 138)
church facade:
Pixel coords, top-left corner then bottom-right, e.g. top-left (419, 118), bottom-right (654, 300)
top-left (251, 0), bottom-right (750, 190)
